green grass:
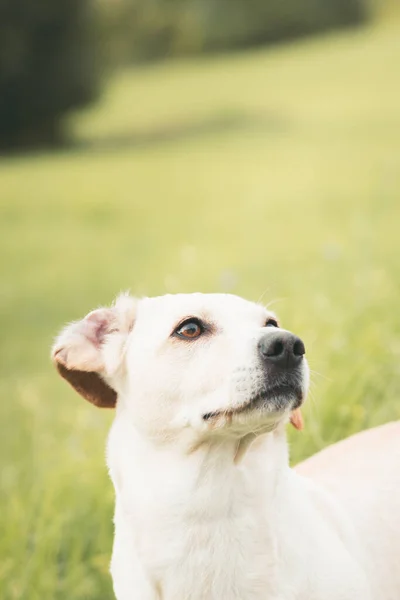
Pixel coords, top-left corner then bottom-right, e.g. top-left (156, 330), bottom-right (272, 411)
top-left (1, 19), bottom-right (400, 600)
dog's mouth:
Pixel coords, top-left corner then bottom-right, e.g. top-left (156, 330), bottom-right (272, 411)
top-left (202, 383), bottom-right (304, 424)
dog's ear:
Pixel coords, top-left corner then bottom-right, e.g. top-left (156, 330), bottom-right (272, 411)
top-left (52, 295), bottom-right (136, 408)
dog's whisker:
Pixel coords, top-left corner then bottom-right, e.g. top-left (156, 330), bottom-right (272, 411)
top-left (256, 287), bottom-right (272, 305)
top-left (308, 368), bottom-right (331, 382)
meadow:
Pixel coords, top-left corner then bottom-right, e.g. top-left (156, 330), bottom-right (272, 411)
top-left (1, 17), bottom-right (400, 599)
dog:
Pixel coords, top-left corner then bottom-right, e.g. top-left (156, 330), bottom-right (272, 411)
top-left (52, 292), bottom-right (400, 600)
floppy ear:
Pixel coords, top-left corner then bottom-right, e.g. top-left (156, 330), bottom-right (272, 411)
top-left (52, 295), bottom-right (136, 408)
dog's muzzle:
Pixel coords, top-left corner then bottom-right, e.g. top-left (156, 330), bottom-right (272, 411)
top-left (255, 330), bottom-right (306, 410)
top-left (203, 331), bottom-right (306, 422)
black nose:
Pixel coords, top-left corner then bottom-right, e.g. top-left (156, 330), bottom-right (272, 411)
top-left (258, 331), bottom-right (305, 369)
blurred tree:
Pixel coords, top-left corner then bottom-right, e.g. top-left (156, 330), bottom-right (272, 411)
top-left (99, 0), bottom-right (370, 65)
top-left (0, 0), bottom-right (100, 149)
top-left (201, 0), bottom-right (370, 50)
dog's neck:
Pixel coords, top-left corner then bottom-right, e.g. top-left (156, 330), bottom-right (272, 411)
top-left (110, 410), bottom-right (290, 502)
top-left (109, 413), bottom-right (293, 599)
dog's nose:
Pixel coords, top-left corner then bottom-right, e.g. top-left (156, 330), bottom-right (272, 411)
top-left (258, 331), bottom-right (305, 369)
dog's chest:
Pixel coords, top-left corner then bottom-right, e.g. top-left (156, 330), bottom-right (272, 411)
top-left (125, 506), bottom-right (279, 600)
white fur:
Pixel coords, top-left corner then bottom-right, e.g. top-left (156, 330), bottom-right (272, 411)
top-left (53, 293), bottom-right (400, 600)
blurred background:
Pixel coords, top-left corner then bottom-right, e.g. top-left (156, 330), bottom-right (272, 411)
top-left (1, 0), bottom-right (400, 597)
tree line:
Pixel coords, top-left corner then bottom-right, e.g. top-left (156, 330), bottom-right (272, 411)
top-left (0, 0), bottom-right (370, 149)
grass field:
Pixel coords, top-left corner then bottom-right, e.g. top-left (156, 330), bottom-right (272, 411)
top-left (1, 18), bottom-right (400, 600)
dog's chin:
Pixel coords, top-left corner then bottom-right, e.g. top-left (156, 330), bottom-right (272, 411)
top-left (202, 384), bottom-right (304, 428)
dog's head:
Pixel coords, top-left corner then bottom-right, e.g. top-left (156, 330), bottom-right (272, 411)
top-left (52, 293), bottom-right (309, 441)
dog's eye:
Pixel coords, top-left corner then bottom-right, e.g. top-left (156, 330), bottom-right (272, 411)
top-left (265, 318), bottom-right (279, 328)
top-left (175, 319), bottom-right (204, 340)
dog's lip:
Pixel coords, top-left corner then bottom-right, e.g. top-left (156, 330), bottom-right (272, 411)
top-left (202, 385), bottom-right (303, 421)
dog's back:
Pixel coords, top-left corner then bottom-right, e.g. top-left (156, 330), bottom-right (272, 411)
top-left (296, 422), bottom-right (400, 600)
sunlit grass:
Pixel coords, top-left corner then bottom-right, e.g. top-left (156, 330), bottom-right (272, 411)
top-left (1, 19), bottom-right (400, 599)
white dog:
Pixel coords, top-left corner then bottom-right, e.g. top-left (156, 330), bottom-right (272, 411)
top-left (52, 293), bottom-right (400, 600)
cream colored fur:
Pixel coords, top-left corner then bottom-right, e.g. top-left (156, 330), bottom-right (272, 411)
top-left (52, 293), bottom-right (400, 600)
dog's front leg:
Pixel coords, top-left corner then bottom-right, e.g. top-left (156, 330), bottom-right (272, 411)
top-left (111, 539), bottom-right (158, 600)
top-left (111, 506), bottom-right (158, 600)
top-left (112, 573), bottom-right (157, 600)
